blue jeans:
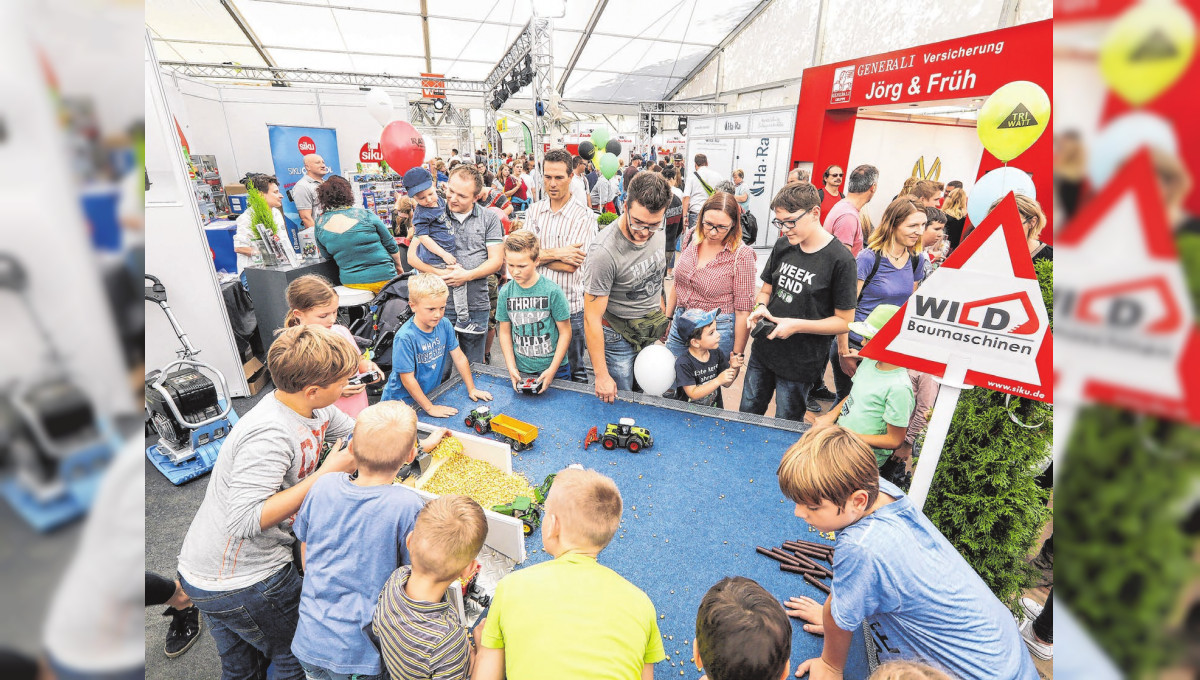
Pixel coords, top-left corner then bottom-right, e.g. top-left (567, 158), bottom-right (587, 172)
top-left (601, 325), bottom-right (636, 391)
top-left (298, 660), bottom-right (384, 680)
top-left (446, 306), bottom-right (490, 365)
top-left (568, 310), bottom-right (589, 383)
top-left (665, 309), bottom-right (734, 360)
top-left (738, 351), bottom-right (814, 422)
top-left (180, 564), bottom-right (304, 680)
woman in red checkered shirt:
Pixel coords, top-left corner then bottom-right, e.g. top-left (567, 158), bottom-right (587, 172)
top-left (664, 191), bottom-right (758, 363)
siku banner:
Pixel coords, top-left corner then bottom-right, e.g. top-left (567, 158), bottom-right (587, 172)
top-left (267, 125), bottom-right (342, 234)
top-left (1055, 149), bottom-right (1200, 424)
top-left (859, 193), bottom-right (1052, 402)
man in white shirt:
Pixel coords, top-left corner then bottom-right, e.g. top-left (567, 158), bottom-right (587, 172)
top-left (233, 174), bottom-right (297, 274)
top-left (525, 148), bottom-right (597, 383)
top-left (569, 156), bottom-right (591, 210)
top-left (681, 153), bottom-right (724, 231)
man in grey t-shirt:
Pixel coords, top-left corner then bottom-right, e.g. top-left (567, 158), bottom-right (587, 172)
top-left (293, 154), bottom-right (328, 229)
top-left (583, 172), bottom-right (673, 402)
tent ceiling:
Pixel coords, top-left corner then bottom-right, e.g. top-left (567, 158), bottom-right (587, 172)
top-left (147, 0), bottom-right (765, 102)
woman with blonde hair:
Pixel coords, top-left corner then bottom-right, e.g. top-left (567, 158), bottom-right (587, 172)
top-left (941, 187), bottom-right (968, 248)
top-left (989, 193), bottom-right (1051, 263)
top-left (830, 197), bottom-right (928, 402)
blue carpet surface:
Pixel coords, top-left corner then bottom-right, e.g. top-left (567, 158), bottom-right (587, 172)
top-left (428, 367), bottom-right (871, 679)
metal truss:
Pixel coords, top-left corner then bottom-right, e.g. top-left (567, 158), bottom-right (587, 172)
top-left (159, 61), bottom-right (490, 92)
top-left (408, 100), bottom-right (473, 153)
top-left (635, 100), bottom-right (727, 156)
top-left (479, 18), bottom-right (553, 169)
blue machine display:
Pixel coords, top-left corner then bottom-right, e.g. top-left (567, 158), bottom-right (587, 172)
top-left (0, 253), bottom-right (117, 532)
top-left (144, 275), bottom-right (238, 485)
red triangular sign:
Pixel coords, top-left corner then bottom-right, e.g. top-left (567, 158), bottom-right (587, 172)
top-left (858, 193), bottom-right (1053, 402)
top-left (1054, 149), bottom-right (1200, 424)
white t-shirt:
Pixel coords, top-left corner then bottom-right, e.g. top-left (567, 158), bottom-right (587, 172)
top-left (684, 166), bottom-right (725, 214)
top-left (521, 173), bottom-right (537, 203)
top-left (234, 207), bottom-right (297, 273)
top-left (570, 175), bottom-right (590, 209)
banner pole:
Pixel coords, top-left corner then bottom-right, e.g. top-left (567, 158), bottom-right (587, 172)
top-left (908, 355), bottom-right (971, 510)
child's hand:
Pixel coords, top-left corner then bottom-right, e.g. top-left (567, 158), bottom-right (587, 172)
top-left (730, 353), bottom-right (744, 370)
top-left (509, 368), bottom-right (522, 392)
top-left (794, 657), bottom-right (842, 680)
top-left (320, 437), bottom-right (357, 475)
top-left (364, 361), bottom-right (383, 383)
top-left (784, 595), bottom-right (825, 634)
top-left (342, 383), bottom-right (366, 397)
top-left (422, 427), bottom-right (449, 449)
top-left (838, 351), bottom-right (859, 378)
top-left (720, 367), bottom-right (738, 387)
top-left (425, 404), bottom-right (458, 418)
top-left (469, 388), bottom-right (493, 402)
top-left (443, 253), bottom-right (458, 266)
top-left (537, 369), bottom-right (556, 393)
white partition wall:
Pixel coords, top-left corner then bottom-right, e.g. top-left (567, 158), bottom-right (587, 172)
top-left (684, 106), bottom-right (794, 247)
top-left (144, 33), bottom-right (247, 396)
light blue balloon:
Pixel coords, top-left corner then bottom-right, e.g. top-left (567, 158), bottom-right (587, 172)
top-left (1087, 111), bottom-right (1178, 190)
top-left (967, 167), bottom-right (1037, 228)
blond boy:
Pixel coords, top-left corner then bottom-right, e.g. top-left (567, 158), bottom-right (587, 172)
top-left (176, 325), bottom-right (360, 678)
top-left (374, 495), bottom-right (489, 680)
top-left (497, 230), bottom-right (572, 393)
top-left (379, 272), bottom-right (492, 417)
top-left (777, 427), bottom-right (1036, 680)
top-left (290, 402), bottom-right (447, 678)
top-left (474, 468), bottom-right (667, 680)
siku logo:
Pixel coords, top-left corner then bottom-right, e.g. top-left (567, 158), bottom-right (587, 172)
top-left (913, 292), bottom-right (1039, 334)
top-left (297, 136), bottom-right (317, 154)
top-left (1058, 276), bottom-right (1182, 334)
top-left (359, 143), bottom-right (384, 163)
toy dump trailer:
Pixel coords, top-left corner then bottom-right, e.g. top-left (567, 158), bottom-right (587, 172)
top-left (464, 406), bottom-right (539, 451)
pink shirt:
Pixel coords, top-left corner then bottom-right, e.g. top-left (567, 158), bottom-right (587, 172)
top-left (673, 240), bottom-right (758, 316)
top-left (330, 324), bottom-right (368, 418)
top-left (823, 198), bottom-right (863, 256)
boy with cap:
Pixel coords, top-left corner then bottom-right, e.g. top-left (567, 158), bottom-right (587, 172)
top-left (811, 304), bottom-right (914, 468)
top-left (404, 166), bottom-right (475, 333)
top-left (673, 308), bottom-right (740, 408)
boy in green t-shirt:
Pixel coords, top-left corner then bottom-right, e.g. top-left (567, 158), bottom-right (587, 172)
top-left (496, 230), bottom-right (572, 394)
top-left (473, 467), bottom-right (667, 680)
top-left (813, 304), bottom-right (915, 467)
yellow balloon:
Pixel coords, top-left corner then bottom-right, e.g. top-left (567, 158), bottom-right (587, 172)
top-left (1100, 1), bottom-right (1195, 106)
top-left (976, 81), bottom-right (1050, 162)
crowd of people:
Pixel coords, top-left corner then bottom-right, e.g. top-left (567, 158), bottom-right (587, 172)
top-left (179, 145), bottom-right (1053, 680)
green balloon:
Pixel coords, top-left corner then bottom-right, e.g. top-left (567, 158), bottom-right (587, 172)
top-left (590, 127), bottom-right (610, 150)
top-left (598, 152), bottom-right (619, 179)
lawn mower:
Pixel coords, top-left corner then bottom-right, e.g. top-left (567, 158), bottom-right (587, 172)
top-left (144, 274), bottom-right (238, 485)
top-left (0, 253), bottom-right (118, 532)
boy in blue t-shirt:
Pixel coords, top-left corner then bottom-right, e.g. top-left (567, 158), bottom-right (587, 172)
top-left (379, 273), bottom-right (493, 418)
top-left (403, 166), bottom-right (477, 334)
top-left (776, 426), bottom-right (1037, 680)
top-left (496, 230), bottom-right (572, 393)
top-left (291, 401), bottom-right (449, 679)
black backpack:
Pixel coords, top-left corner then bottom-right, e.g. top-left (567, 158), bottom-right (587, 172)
top-left (741, 210), bottom-right (758, 245)
top-left (347, 272), bottom-right (415, 372)
top-left (858, 249), bottom-right (921, 301)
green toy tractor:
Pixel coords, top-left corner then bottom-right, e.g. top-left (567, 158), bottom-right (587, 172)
top-left (492, 496), bottom-right (542, 535)
top-left (600, 418), bottom-right (654, 453)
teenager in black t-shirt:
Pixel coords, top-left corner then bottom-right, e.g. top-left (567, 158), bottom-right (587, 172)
top-left (739, 183), bottom-right (857, 422)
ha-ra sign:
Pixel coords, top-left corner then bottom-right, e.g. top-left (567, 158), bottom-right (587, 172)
top-left (859, 193), bottom-right (1052, 508)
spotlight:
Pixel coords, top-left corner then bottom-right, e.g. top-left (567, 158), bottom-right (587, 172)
top-left (677, 117), bottom-right (687, 134)
top-left (506, 76), bottom-right (521, 95)
top-left (650, 124), bottom-right (658, 136)
top-left (432, 98), bottom-right (446, 112)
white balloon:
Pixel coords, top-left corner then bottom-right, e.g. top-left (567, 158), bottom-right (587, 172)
top-left (1087, 111), bottom-right (1178, 190)
top-left (423, 134), bottom-right (437, 162)
top-left (967, 167), bottom-right (1037, 227)
top-left (633, 345), bottom-right (676, 396)
top-left (365, 88), bottom-right (393, 126)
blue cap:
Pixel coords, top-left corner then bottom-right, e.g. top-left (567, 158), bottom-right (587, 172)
top-left (676, 308), bottom-right (720, 341)
top-left (402, 167), bottom-right (434, 196)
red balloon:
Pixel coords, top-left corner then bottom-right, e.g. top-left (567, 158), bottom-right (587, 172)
top-left (488, 206), bottom-right (512, 234)
top-left (379, 121), bottom-right (425, 174)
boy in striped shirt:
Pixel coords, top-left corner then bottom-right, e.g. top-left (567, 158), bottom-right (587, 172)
top-left (373, 495), bottom-right (489, 680)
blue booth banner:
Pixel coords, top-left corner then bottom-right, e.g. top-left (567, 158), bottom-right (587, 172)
top-left (267, 125), bottom-right (341, 245)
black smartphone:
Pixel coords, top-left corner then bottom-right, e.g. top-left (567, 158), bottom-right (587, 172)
top-left (348, 370), bottom-right (382, 385)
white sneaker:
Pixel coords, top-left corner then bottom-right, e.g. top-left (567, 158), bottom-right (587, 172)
top-left (1019, 618), bottom-right (1053, 660)
top-left (455, 322), bottom-right (488, 335)
top-left (1019, 596), bottom-right (1043, 622)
